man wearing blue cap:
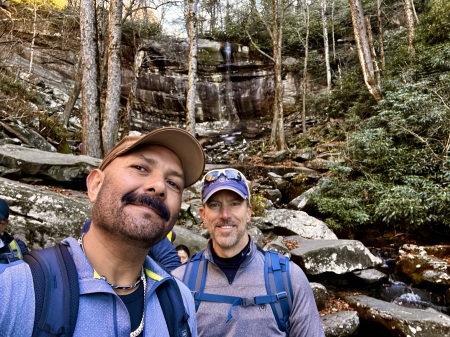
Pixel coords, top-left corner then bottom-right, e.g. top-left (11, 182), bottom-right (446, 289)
top-left (0, 198), bottom-right (29, 264)
top-left (172, 168), bottom-right (325, 337)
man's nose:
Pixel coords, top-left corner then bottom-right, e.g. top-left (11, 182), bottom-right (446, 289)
top-left (219, 205), bottom-right (231, 218)
top-left (144, 176), bottom-right (166, 198)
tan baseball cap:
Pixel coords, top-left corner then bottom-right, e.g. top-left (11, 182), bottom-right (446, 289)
top-left (99, 127), bottom-right (205, 187)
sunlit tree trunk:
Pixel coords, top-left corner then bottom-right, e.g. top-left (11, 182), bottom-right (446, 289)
top-left (302, 3), bottom-right (310, 136)
top-left (404, 0), bottom-right (415, 54)
top-left (102, 0), bottom-right (123, 153)
top-left (270, 0), bottom-right (286, 150)
top-left (348, 0), bottom-right (382, 102)
top-left (321, 0), bottom-right (331, 92)
top-left (80, 0), bottom-right (102, 157)
top-left (186, 0), bottom-right (198, 136)
top-left (376, 0), bottom-right (385, 71)
top-left (29, 0), bottom-right (37, 73)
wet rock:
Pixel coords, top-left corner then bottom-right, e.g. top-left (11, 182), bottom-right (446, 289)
top-left (397, 244), bottom-right (450, 286)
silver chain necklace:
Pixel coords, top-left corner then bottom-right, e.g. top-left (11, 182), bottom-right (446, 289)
top-left (78, 233), bottom-right (147, 336)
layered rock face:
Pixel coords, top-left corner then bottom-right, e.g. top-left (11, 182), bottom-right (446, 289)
top-left (127, 39), bottom-right (278, 128)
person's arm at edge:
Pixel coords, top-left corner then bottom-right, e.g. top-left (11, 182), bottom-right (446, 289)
top-left (148, 237), bottom-right (181, 272)
top-left (288, 262), bottom-right (325, 337)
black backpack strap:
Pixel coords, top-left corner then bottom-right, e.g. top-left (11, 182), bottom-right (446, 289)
top-left (156, 278), bottom-right (191, 337)
top-left (24, 243), bottom-right (80, 337)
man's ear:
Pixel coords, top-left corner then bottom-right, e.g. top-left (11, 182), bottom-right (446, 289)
top-left (86, 169), bottom-right (104, 203)
top-left (247, 205), bottom-right (252, 223)
top-left (199, 206), bottom-right (205, 221)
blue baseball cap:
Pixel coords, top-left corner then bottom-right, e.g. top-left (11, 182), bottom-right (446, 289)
top-left (201, 169), bottom-right (250, 204)
top-left (0, 199), bottom-right (9, 221)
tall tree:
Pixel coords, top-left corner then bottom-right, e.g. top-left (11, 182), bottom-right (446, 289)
top-left (301, 1), bottom-right (311, 136)
top-left (80, 0), bottom-right (102, 157)
top-left (321, 0), bottom-right (331, 92)
top-left (403, 0), bottom-right (415, 54)
top-left (249, 0), bottom-right (294, 150)
top-left (186, 0), bottom-right (198, 136)
top-left (270, 0), bottom-right (287, 150)
top-left (103, 0), bottom-right (123, 153)
top-left (348, 0), bottom-right (382, 102)
top-left (376, 0), bottom-right (385, 71)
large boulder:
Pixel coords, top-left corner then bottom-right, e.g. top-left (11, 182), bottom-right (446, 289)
top-left (0, 177), bottom-right (91, 250)
top-left (396, 244), bottom-right (450, 286)
top-left (344, 294), bottom-right (450, 337)
top-left (0, 144), bottom-right (100, 184)
top-left (262, 209), bottom-right (337, 240)
top-left (290, 239), bottom-right (382, 275)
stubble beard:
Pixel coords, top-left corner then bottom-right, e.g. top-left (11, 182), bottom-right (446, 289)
top-left (92, 184), bottom-right (177, 249)
top-left (210, 220), bottom-right (246, 251)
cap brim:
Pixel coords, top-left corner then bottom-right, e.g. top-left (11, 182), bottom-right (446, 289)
top-left (101, 128), bottom-right (205, 187)
top-left (202, 180), bottom-right (249, 204)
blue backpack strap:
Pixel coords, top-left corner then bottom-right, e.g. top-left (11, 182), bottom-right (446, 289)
top-left (182, 250), bottom-right (208, 311)
top-left (264, 250), bottom-right (293, 334)
top-left (24, 243), bottom-right (80, 337)
top-left (156, 277), bottom-right (191, 337)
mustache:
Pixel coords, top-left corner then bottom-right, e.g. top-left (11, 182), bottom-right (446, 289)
top-left (122, 192), bottom-right (171, 222)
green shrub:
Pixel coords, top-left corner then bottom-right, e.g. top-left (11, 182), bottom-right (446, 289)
top-left (417, 0), bottom-right (450, 44)
top-left (251, 194), bottom-right (268, 217)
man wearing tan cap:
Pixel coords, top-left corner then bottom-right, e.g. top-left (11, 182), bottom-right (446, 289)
top-left (0, 127), bottom-right (205, 337)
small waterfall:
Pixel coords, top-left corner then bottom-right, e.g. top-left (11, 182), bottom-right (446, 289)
top-left (224, 42), bottom-right (239, 129)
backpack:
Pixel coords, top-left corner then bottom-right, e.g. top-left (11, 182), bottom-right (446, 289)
top-left (24, 243), bottom-right (191, 337)
top-left (182, 249), bottom-right (294, 334)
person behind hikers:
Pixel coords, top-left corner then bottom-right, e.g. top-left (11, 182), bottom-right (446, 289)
top-left (0, 127), bottom-right (205, 336)
top-left (0, 198), bottom-right (29, 264)
top-left (175, 244), bottom-right (190, 264)
top-left (172, 168), bottom-right (325, 337)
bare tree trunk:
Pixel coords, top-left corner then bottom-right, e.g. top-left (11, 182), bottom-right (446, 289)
top-left (331, 0), bottom-right (336, 60)
top-left (270, 0), bottom-right (286, 150)
top-left (122, 49), bottom-right (144, 139)
top-left (103, 0), bottom-right (123, 153)
top-left (411, 0), bottom-right (419, 23)
top-left (63, 57), bottom-right (82, 127)
top-left (29, 0), bottom-right (37, 73)
top-left (348, 0), bottom-right (382, 102)
top-left (302, 3), bottom-right (310, 136)
top-left (376, 0), bottom-right (385, 71)
top-left (321, 0), bottom-right (331, 92)
top-left (80, 0), bottom-right (102, 157)
top-left (403, 0), bottom-right (415, 54)
top-left (186, 0), bottom-right (198, 136)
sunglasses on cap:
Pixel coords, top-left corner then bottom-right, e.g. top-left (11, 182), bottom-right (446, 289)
top-left (201, 169), bottom-right (250, 203)
top-left (202, 168), bottom-right (244, 184)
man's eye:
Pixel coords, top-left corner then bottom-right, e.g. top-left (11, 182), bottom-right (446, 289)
top-left (132, 165), bottom-right (147, 172)
top-left (167, 180), bottom-right (181, 191)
